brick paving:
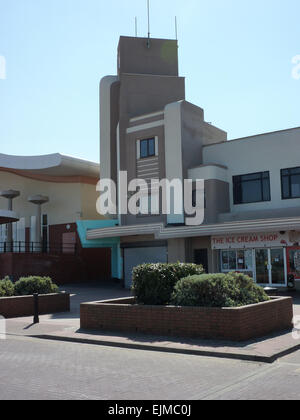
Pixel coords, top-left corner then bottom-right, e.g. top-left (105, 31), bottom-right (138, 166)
top-left (4, 287), bottom-right (300, 364)
top-left (1, 334), bottom-right (300, 400)
top-left (2, 287), bottom-right (300, 399)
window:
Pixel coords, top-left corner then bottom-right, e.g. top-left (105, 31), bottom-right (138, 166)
top-left (233, 172), bottom-right (271, 204)
top-left (42, 214), bottom-right (48, 252)
top-left (221, 250), bottom-right (237, 271)
top-left (140, 138), bottom-right (156, 159)
top-left (281, 167), bottom-right (300, 199)
top-left (221, 250), bottom-right (253, 273)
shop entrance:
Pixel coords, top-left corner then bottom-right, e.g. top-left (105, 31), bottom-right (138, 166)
top-left (220, 248), bottom-right (287, 286)
top-left (255, 248), bottom-right (286, 286)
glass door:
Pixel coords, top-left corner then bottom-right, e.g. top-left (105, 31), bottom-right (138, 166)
top-left (270, 248), bottom-right (286, 285)
top-left (255, 248), bottom-right (286, 286)
top-left (255, 249), bottom-right (269, 284)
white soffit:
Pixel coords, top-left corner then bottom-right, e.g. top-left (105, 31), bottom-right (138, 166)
top-left (0, 153), bottom-right (99, 177)
top-left (0, 210), bottom-right (19, 224)
top-left (86, 217), bottom-right (300, 240)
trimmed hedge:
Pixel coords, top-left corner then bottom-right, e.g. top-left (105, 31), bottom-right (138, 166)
top-left (171, 272), bottom-right (270, 308)
top-left (0, 277), bottom-right (15, 297)
top-left (14, 276), bottom-right (59, 296)
top-left (132, 263), bottom-right (204, 305)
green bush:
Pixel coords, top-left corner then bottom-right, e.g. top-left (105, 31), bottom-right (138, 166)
top-left (0, 276), bottom-right (15, 297)
top-left (14, 276), bottom-right (59, 296)
top-left (171, 272), bottom-right (270, 308)
top-left (132, 263), bottom-right (204, 305)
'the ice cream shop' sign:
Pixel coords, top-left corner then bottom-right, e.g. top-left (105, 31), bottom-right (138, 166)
top-left (211, 232), bottom-right (293, 250)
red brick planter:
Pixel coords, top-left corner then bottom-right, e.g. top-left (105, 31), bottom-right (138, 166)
top-left (0, 293), bottom-right (70, 319)
top-left (80, 296), bottom-right (293, 342)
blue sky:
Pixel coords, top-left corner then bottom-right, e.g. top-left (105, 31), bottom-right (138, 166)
top-left (0, 0), bottom-right (299, 162)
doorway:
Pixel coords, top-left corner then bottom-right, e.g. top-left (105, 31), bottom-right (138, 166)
top-left (255, 248), bottom-right (286, 286)
top-left (194, 249), bottom-right (209, 273)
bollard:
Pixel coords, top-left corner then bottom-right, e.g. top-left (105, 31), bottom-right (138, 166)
top-left (33, 293), bottom-right (39, 324)
top-left (288, 274), bottom-right (296, 289)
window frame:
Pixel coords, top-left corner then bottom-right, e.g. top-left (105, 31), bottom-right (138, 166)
top-left (233, 171), bottom-right (271, 205)
top-left (281, 167), bottom-right (300, 200)
top-left (139, 137), bottom-right (156, 159)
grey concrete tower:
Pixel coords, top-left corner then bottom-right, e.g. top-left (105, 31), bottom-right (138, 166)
top-left (99, 36), bottom-right (227, 227)
top-left (100, 36), bottom-right (185, 184)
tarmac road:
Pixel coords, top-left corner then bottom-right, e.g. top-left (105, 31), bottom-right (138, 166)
top-left (1, 334), bottom-right (300, 400)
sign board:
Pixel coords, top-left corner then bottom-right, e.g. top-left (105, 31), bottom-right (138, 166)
top-left (211, 232), bottom-right (292, 250)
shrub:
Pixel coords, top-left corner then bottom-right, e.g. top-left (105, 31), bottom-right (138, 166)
top-left (14, 276), bottom-right (59, 296)
top-left (171, 272), bottom-right (270, 308)
top-left (0, 276), bottom-right (15, 297)
top-left (132, 263), bottom-right (204, 305)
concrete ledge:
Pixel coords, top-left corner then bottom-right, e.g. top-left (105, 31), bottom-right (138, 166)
top-left (0, 293), bottom-right (70, 318)
top-left (80, 296), bottom-right (293, 342)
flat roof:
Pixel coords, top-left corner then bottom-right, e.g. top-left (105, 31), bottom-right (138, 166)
top-left (203, 126), bottom-right (300, 148)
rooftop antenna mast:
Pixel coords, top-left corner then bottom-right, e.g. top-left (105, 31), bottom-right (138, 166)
top-left (175, 16), bottom-right (178, 41)
top-left (147, 0), bottom-right (151, 48)
top-left (135, 16), bottom-right (138, 37)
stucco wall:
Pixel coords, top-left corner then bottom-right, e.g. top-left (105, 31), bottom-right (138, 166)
top-left (203, 127), bottom-right (300, 213)
top-left (168, 238), bottom-right (186, 263)
top-left (0, 171), bottom-right (101, 227)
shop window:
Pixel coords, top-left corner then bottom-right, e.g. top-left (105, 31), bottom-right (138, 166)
top-left (233, 172), bottom-right (271, 204)
top-left (281, 167), bottom-right (300, 199)
top-left (221, 250), bottom-right (236, 271)
top-left (221, 250), bottom-right (253, 273)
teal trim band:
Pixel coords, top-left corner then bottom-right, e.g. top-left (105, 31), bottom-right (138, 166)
top-left (76, 220), bottom-right (122, 279)
top-left (76, 220), bottom-right (120, 248)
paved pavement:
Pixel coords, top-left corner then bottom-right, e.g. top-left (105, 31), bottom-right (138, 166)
top-left (7, 282), bottom-right (132, 330)
top-left (5, 286), bottom-right (300, 364)
top-left (1, 334), bottom-right (300, 400)
top-left (2, 285), bottom-right (300, 400)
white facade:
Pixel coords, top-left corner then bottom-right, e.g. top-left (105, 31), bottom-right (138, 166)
top-left (203, 127), bottom-right (300, 214)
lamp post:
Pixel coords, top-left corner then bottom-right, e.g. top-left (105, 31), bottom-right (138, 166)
top-left (0, 190), bottom-right (20, 252)
top-left (28, 195), bottom-right (49, 251)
